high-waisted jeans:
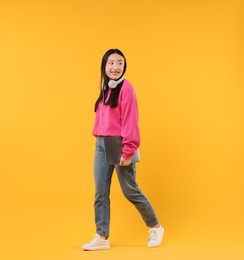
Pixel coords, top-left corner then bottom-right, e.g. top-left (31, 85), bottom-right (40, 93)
top-left (94, 137), bottom-right (159, 237)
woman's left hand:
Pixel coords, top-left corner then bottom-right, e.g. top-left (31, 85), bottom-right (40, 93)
top-left (119, 157), bottom-right (131, 166)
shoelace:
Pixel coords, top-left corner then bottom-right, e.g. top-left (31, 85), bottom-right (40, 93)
top-left (149, 228), bottom-right (160, 240)
top-left (88, 234), bottom-right (100, 245)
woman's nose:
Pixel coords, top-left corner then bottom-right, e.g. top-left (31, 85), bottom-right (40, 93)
top-left (112, 65), bottom-right (118, 70)
top-left (112, 63), bottom-right (119, 70)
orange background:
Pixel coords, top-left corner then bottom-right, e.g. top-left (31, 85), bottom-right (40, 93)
top-left (0, 0), bottom-right (244, 259)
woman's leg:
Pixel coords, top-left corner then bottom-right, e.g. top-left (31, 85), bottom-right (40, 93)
top-left (94, 137), bottom-right (114, 237)
top-left (115, 163), bottom-right (159, 227)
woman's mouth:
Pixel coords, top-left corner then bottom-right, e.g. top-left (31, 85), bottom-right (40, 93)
top-left (111, 70), bottom-right (119, 74)
top-left (110, 71), bottom-right (120, 77)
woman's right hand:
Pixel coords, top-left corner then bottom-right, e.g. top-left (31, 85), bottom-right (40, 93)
top-left (119, 157), bottom-right (131, 166)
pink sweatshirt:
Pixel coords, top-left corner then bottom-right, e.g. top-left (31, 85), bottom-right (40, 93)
top-left (92, 79), bottom-right (140, 160)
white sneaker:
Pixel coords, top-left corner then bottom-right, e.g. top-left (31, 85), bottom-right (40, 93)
top-left (148, 225), bottom-right (164, 248)
top-left (82, 234), bottom-right (110, 251)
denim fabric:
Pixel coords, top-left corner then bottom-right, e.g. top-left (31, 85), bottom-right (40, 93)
top-left (94, 137), bottom-right (159, 237)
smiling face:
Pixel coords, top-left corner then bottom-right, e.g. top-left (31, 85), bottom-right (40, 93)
top-left (105, 53), bottom-right (125, 80)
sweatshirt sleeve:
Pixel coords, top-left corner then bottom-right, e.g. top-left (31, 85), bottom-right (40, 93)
top-left (120, 82), bottom-right (140, 160)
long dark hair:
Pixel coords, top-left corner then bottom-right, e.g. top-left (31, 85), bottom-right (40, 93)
top-left (94, 49), bottom-right (127, 111)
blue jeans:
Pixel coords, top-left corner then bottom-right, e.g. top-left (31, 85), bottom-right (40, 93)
top-left (94, 137), bottom-right (159, 237)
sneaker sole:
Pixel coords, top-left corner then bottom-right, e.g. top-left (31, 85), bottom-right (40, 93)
top-left (148, 239), bottom-right (163, 248)
top-left (82, 245), bottom-right (110, 251)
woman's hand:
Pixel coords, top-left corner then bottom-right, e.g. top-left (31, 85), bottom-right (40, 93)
top-left (119, 157), bottom-right (131, 166)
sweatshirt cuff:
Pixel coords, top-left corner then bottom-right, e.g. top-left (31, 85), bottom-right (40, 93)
top-left (122, 153), bottom-right (132, 161)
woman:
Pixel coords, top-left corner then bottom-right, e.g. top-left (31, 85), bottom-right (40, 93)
top-left (82, 49), bottom-right (164, 250)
